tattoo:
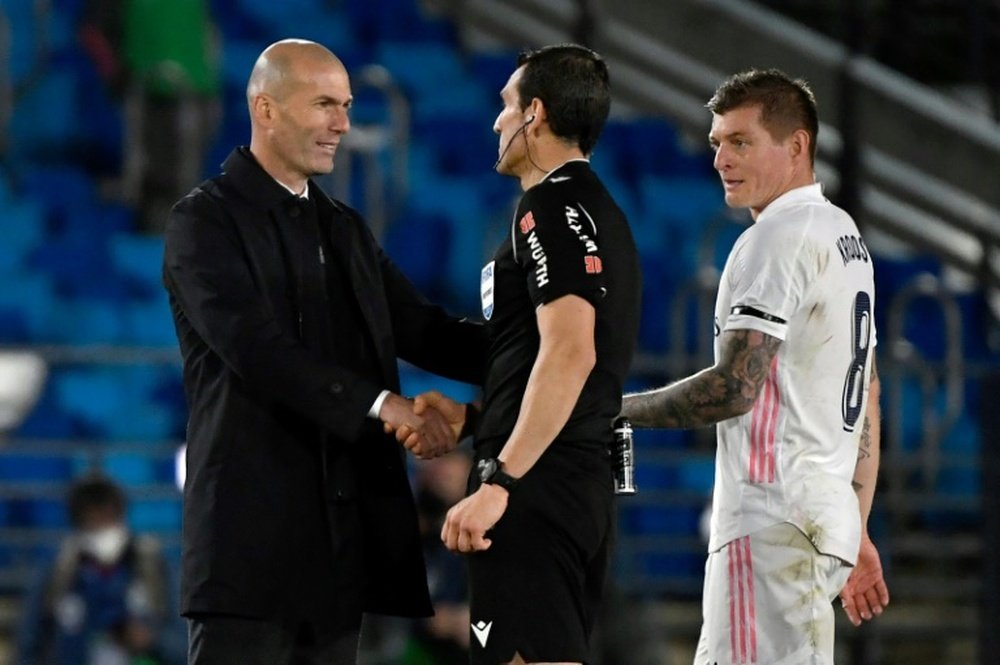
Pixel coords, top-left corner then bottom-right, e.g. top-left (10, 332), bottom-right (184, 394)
top-left (623, 330), bottom-right (782, 429)
top-left (857, 414), bottom-right (872, 461)
top-left (857, 356), bottom-right (878, 461)
top-left (852, 480), bottom-right (863, 492)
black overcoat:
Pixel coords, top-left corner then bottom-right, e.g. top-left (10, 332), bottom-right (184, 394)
top-left (163, 148), bottom-right (485, 619)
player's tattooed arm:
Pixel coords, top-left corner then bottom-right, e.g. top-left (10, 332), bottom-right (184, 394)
top-left (622, 329), bottom-right (782, 429)
top-left (852, 357), bottom-right (881, 513)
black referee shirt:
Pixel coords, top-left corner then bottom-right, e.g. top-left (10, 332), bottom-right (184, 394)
top-left (475, 160), bottom-right (641, 455)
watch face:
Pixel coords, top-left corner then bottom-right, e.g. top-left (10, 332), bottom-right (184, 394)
top-left (477, 458), bottom-right (497, 483)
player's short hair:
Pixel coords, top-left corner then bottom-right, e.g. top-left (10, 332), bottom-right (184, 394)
top-left (707, 68), bottom-right (819, 164)
top-left (67, 475), bottom-right (126, 527)
top-left (516, 44), bottom-right (611, 155)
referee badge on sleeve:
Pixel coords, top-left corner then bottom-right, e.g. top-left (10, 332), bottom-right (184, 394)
top-left (481, 260), bottom-right (496, 320)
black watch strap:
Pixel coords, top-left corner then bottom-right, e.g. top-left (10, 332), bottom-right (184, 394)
top-left (479, 458), bottom-right (519, 492)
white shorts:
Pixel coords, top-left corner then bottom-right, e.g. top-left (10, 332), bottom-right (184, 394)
top-left (694, 522), bottom-right (852, 665)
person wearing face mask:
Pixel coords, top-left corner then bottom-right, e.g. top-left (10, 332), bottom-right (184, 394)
top-left (15, 475), bottom-right (185, 665)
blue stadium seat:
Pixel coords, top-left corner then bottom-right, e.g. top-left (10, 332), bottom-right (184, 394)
top-left (219, 38), bottom-right (263, 92)
top-left (0, 456), bottom-right (73, 482)
top-left (103, 453), bottom-right (155, 486)
top-left (5, 0), bottom-right (41, 87)
top-left (30, 498), bottom-right (69, 528)
top-left (108, 404), bottom-right (176, 441)
top-left (632, 463), bottom-right (677, 492)
top-left (411, 79), bottom-right (491, 124)
top-left (633, 426), bottom-right (692, 451)
top-left (0, 200), bottom-right (45, 274)
top-left (623, 119), bottom-right (714, 179)
top-left (383, 212), bottom-right (453, 301)
top-left (397, 363), bottom-right (477, 405)
top-left (19, 165), bottom-right (97, 227)
top-left (33, 230), bottom-right (127, 301)
top-left (54, 368), bottom-right (128, 437)
top-left (638, 550), bottom-right (703, 592)
top-left (121, 296), bottom-right (178, 347)
top-left (414, 112), bottom-right (497, 176)
top-left (52, 366), bottom-right (172, 439)
top-left (109, 234), bottom-right (166, 298)
top-left (0, 272), bottom-right (56, 342)
top-left (469, 51), bottom-right (518, 98)
top-left (46, 298), bottom-right (125, 345)
top-left (8, 71), bottom-right (81, 162)
top-left (678, 457), bottom-right (715, 495)
top-left (129, 499), bottom-right (181, 533)
top-left (11, 384), bottom-right (80, 438)
top-left (407, 176), bottom-right (489, 308)
top-left (629, 504), bottom-right (700, 535)
top-left (345, 0), bottom-right (453, 43)
top-left (375, 42), bottom-right (466, 98)
top-left (637, 176), bottom-right (725, 257)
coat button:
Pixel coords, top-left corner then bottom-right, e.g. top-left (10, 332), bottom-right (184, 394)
top-left (330, 382), bottom-right (343, 394)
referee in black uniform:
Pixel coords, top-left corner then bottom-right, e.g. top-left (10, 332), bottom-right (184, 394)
top-left (422, 45), bottom-right (642, 665)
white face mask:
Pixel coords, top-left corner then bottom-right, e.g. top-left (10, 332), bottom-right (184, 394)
top-left (79, 525), bottom-right (129, 565)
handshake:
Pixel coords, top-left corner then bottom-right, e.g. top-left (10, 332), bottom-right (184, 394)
top-left (379, 390), bottom-right (469, 459)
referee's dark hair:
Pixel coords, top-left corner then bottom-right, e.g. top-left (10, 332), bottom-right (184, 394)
top-left (707, 68), bottom-right (819, 166)
top-left (516, 44), bottom-right (610, 156)
top-left (67, 474), bottom-right (127, 527)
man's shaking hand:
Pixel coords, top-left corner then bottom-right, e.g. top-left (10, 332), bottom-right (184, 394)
top-left (382, 391), bottom-right (467, 458)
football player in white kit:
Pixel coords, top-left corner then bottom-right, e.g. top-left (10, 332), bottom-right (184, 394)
top-left (622, 69), bottom-right (889, 664)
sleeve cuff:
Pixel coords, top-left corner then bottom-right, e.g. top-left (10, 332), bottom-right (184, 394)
top-left (368, 389), bottom-right (391, 419)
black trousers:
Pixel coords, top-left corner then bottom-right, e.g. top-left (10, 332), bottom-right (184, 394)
top-left (188, 615), bottom-right (361, 665)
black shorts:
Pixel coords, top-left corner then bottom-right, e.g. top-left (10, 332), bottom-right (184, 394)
top-left (467, 443), bottom-right (615, 665)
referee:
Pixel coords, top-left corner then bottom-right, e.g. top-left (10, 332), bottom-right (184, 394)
top-left (434, 44), bottom-right (642, 665)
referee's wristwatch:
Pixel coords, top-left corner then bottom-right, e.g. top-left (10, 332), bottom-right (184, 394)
top-left (477, 457), bottom-right (519, 492)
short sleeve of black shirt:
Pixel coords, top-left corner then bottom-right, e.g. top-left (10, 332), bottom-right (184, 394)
top-left (512, 183), bottom-right (607, 310)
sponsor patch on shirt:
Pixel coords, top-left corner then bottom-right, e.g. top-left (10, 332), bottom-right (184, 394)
top-left (584, 255), bottom-right (603, 274)
top-left (565, 205), bottom-right (598, 253)
top-left (518, 211), bottom-right (536, 234)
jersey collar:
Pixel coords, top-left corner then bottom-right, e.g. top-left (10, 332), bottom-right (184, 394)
top-left (756, 182), bottom-right (825, 224)
top-left (540, 158), bottom-right (591, 184)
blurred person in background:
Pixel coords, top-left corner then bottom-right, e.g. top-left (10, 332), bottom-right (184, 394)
top-left (16, 474), bottom-right (183, 665)
top-left (621, 68), bottom-right (888, 664)
top-left (79, 0), bottom-right (220, 233)
top-left (400, 453), bottom-right (474, 665)
top-left (162, 39), bottom-right (485, 665)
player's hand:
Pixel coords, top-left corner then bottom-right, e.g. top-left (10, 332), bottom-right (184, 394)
top-left (390, 391), bottom-right (467, 459)
top-left (441, 483), bottom-right (508, 553)
top-left (840, 533), bottom-right (889, 626)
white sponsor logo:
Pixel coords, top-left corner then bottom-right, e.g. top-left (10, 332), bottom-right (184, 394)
top-left (481, 261), bottom-right (496, 320)
top-left (549, 175), bottom-right (571, 183)
top-left (565, 205), bottom-right (597, 253)
top-left (471, 620), bottom-right (493, 647)
top-left (526, 231), bottom-right (550, 288)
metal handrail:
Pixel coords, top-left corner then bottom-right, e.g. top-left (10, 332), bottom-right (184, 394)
top-left (322, 64), bottom-right (411, 241)
top-left (446, 0), bottom-right (1000, 321)
top-left (884, 273), bottom-right (966, 505)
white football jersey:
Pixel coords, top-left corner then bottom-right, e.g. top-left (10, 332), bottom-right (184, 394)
top-left (709, 183), bottom-right (876, 564)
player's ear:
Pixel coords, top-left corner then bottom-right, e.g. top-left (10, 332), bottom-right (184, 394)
top-left (789, 128), bottom-right (810, 161)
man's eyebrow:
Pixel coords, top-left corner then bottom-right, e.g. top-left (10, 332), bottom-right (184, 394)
top-left (713, 130), bottom-right (749, 141)
top-left (313, 94), bottom-right (353, 105)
